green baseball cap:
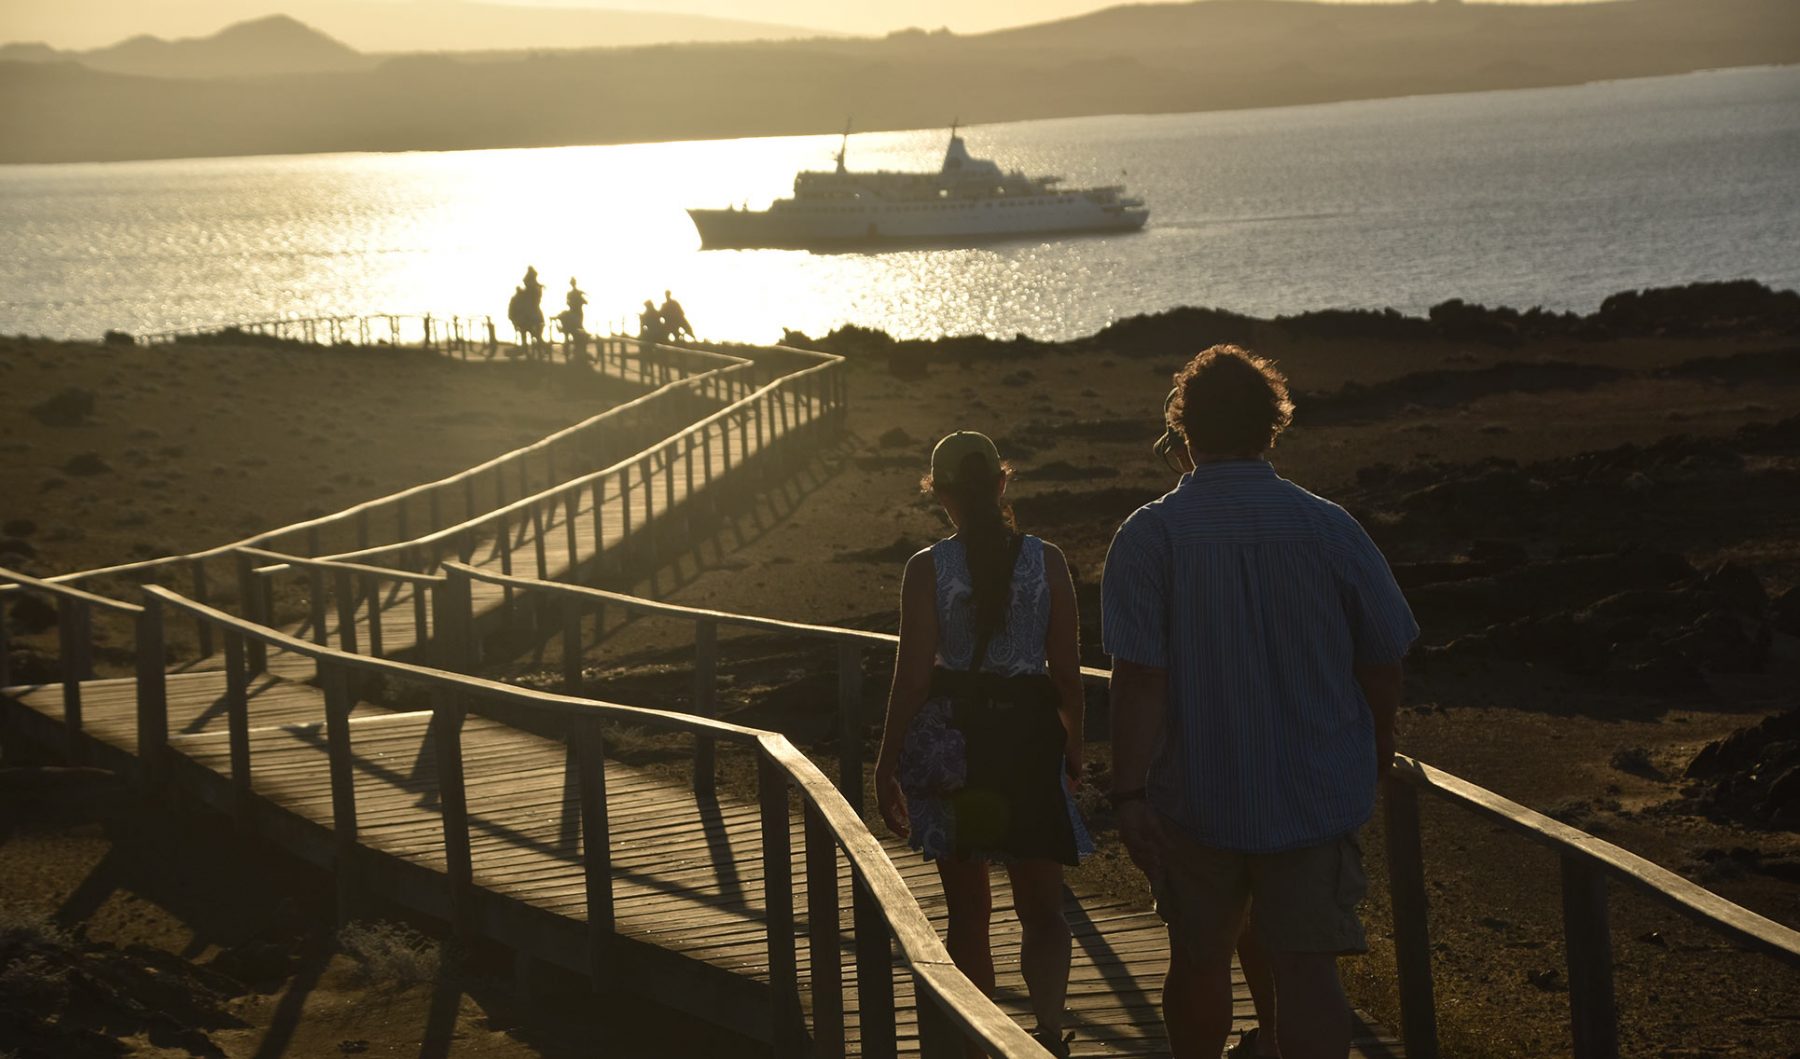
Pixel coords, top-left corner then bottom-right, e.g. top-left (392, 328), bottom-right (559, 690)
top-left (930, 430), bottom-right (1002, 486)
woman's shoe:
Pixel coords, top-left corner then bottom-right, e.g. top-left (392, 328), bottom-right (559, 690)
top-left (1030, 1026), bottom-right (1072, 1058)
top-left (1223, 1026), bottom-right (1277, 1058)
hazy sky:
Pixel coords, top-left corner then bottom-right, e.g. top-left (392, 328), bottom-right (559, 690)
top-left (575, 0), bottom-right (1596, 35)
top-left (4, 0), bottom-right (1608, 49)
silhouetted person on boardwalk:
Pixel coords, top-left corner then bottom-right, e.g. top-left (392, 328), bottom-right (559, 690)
top-left (522, 265), bottom-right (543, 303)
top-left (874, 432), bottom-right (1090, 1058)
top-left (508, 284), bottom-right (544, 353)
top-left (563, 278), bottom-right (587, 334)
top-left (660, 290), bottom-right (694, 341)
top-left (638, 299), bottom-right (665, 345)
top-left (557, 277), bottom-right (589, 361)
top-left (1103, 346), bottom-right (1417, 1059)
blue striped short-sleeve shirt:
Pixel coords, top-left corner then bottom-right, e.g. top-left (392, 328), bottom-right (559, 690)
top-left (1101, 460), bottom-right (1419, 853)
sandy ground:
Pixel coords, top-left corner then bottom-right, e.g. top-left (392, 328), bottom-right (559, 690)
top-left (5, 290), bottom-right (1800, 1056)
top-left (0, 338), bottom-right (639, 578)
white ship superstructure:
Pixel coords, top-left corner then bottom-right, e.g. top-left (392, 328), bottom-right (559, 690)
top-left (688, 127), bottom-right (1149, 249)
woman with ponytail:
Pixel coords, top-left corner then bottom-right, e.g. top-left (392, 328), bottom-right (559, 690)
top-left (874, 431), bottom-right (1092, 1057)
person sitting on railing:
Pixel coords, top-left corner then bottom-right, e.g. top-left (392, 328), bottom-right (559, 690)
top-left (1103, 347), bottom-right (1418, 1059)
top-left (874, 430), bottom-right (1091, 1059)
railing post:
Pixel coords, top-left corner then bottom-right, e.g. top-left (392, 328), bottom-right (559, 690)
top-left (496, 509), bottom-right (516, 622)
top-left (531, 501), bottom-right (549, 580)
top-left (431, 689), bottom-right (475, 947)
top-left (562, 594), bottom-right (583, 692)
top-left (837, 642), bottom-right (864, 814)
top-left (134, 595), bottom-right (168, 794)
top-left (853, 868), bottom-right (898, 1059)
top-left (563, 489), bottom-right (580, 578)
top-left (438, 566), bottom-right (475, 671)
top-left (56, 596), bottom-right (88, 761)
top-left (411, 568), bottom-right (431, 656)
top-left (308, 568), bottom-right (328, 646)
top-left (1562, 856), bottom-right (1620, 1059)
top-left (692, 619), bottom-right (717, 796)
top-left (362, 572), bottom-right (384, 658)
top-left (805, 801), bottom-right (845, 1059)
top-left (0, 592), bottom-right (10, 689)
top-left (758, 754), bottom-right (803, 1054)
top-left (589, 479), bottom-right (605, 563)
top-left (916, 974), bottom-right (963, 1059)
top-left (190, 557), bottom-right (214, 657)
top-left (333, 568), bottom-right (359, 654)
top-left (575, 718), bottom-right (614, 990)
top-left (223, 627), bottom-right (253, 827)
top-left (235, 553), bottom-right (268, 673)
top-left (321, 662), bottom-right (362, 924)
top-left (1384, 779), bottom-right (1440, 1059)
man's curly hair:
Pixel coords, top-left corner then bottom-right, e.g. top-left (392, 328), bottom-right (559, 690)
top-left (1167, 345), bottom-right (1294, 456)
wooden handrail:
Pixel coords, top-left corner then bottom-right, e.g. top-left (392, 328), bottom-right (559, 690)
top-left (321, 351), bottom-right (844, 566)
top-left (445, 561), bottom-right (1112, 682)
top-left (1391, 756), bottom-right (1800, 964)
top-left (0, 564), bottom-right (146, 616)
top-left (141, 580), bottom-right (1052, 1054)
top-left (237, 546), bottom-right (450, 584)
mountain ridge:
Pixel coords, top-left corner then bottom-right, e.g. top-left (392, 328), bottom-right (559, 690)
top-left (2, 0), bottom-right (1795, 163)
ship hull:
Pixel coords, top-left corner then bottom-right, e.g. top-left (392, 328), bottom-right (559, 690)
top-left (689, 199), bottom-right (1148, 250)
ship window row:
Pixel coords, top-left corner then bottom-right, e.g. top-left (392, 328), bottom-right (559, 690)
top-left (802, 200), bottom-right (1065, 213)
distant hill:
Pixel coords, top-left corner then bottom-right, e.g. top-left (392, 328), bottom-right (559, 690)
top-left (73, 16), bottom-right (371, 79)
top-left (0, 1), bottom-right (833, 56)
top-left (3, 0), bottom-right (1797, 163)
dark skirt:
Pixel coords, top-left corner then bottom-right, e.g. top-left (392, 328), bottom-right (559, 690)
top-left (927, 670), bottom-right (1080, 865)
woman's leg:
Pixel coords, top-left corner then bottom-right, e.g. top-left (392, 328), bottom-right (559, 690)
top-left (936, 855), bottom-right (995, 995)
top-left (1004, 858), bottom-right (1072, 1035)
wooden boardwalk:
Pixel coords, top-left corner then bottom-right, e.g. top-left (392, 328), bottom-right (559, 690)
top-left (0, 341), bottom-right (1412, 1056)
top-left (1, 674), bottom-right (1403, 1057)
top-left (8, 333), bottom-right (1800, 1058)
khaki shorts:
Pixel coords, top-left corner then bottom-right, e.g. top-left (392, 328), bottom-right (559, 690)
top-left (1151, 817), bottom-right (1369, 960)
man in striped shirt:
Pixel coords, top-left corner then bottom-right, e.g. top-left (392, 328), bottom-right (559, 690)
top-left (1102, 346), bottom-right (1417, 1059)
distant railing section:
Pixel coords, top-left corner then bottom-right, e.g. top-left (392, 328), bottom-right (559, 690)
top-left (140, 313), bottom-right (530, 360)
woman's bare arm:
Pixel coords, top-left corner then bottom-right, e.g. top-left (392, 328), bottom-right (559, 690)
top-left (873, 551), bottom-right (939, 833)
top-left (1043, 542), bottom-right (1085, 780)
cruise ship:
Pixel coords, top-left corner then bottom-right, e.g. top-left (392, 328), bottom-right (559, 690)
top-left (687, 127), bottom-right (1149, 249)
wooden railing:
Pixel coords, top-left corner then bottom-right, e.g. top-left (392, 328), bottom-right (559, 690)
top-left (0, 564), bottom-right (149, 766)
top-left (139, 313), bottom-right (503, 356)
top-left (1381, 755), bottom-right (1800, 1059)
top-left (6, 338), bottom-right (759, 655)
top-left (233, 547), bottom-right (450, 674)
top-left (436, 566), bottom-right (1800, 1059)
top-left (438, 559), bottom-right (1104, 814)
top-left (138, 582), bottom-right (1052, 1059)
top-left (308, 350), bottom-right (846, 583)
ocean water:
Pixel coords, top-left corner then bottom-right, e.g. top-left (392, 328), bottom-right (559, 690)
top-left (1, 65), bottom-right (1796, 343)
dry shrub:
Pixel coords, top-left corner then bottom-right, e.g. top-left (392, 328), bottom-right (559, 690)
top-left (336, 920), bottom-right (442, 988)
